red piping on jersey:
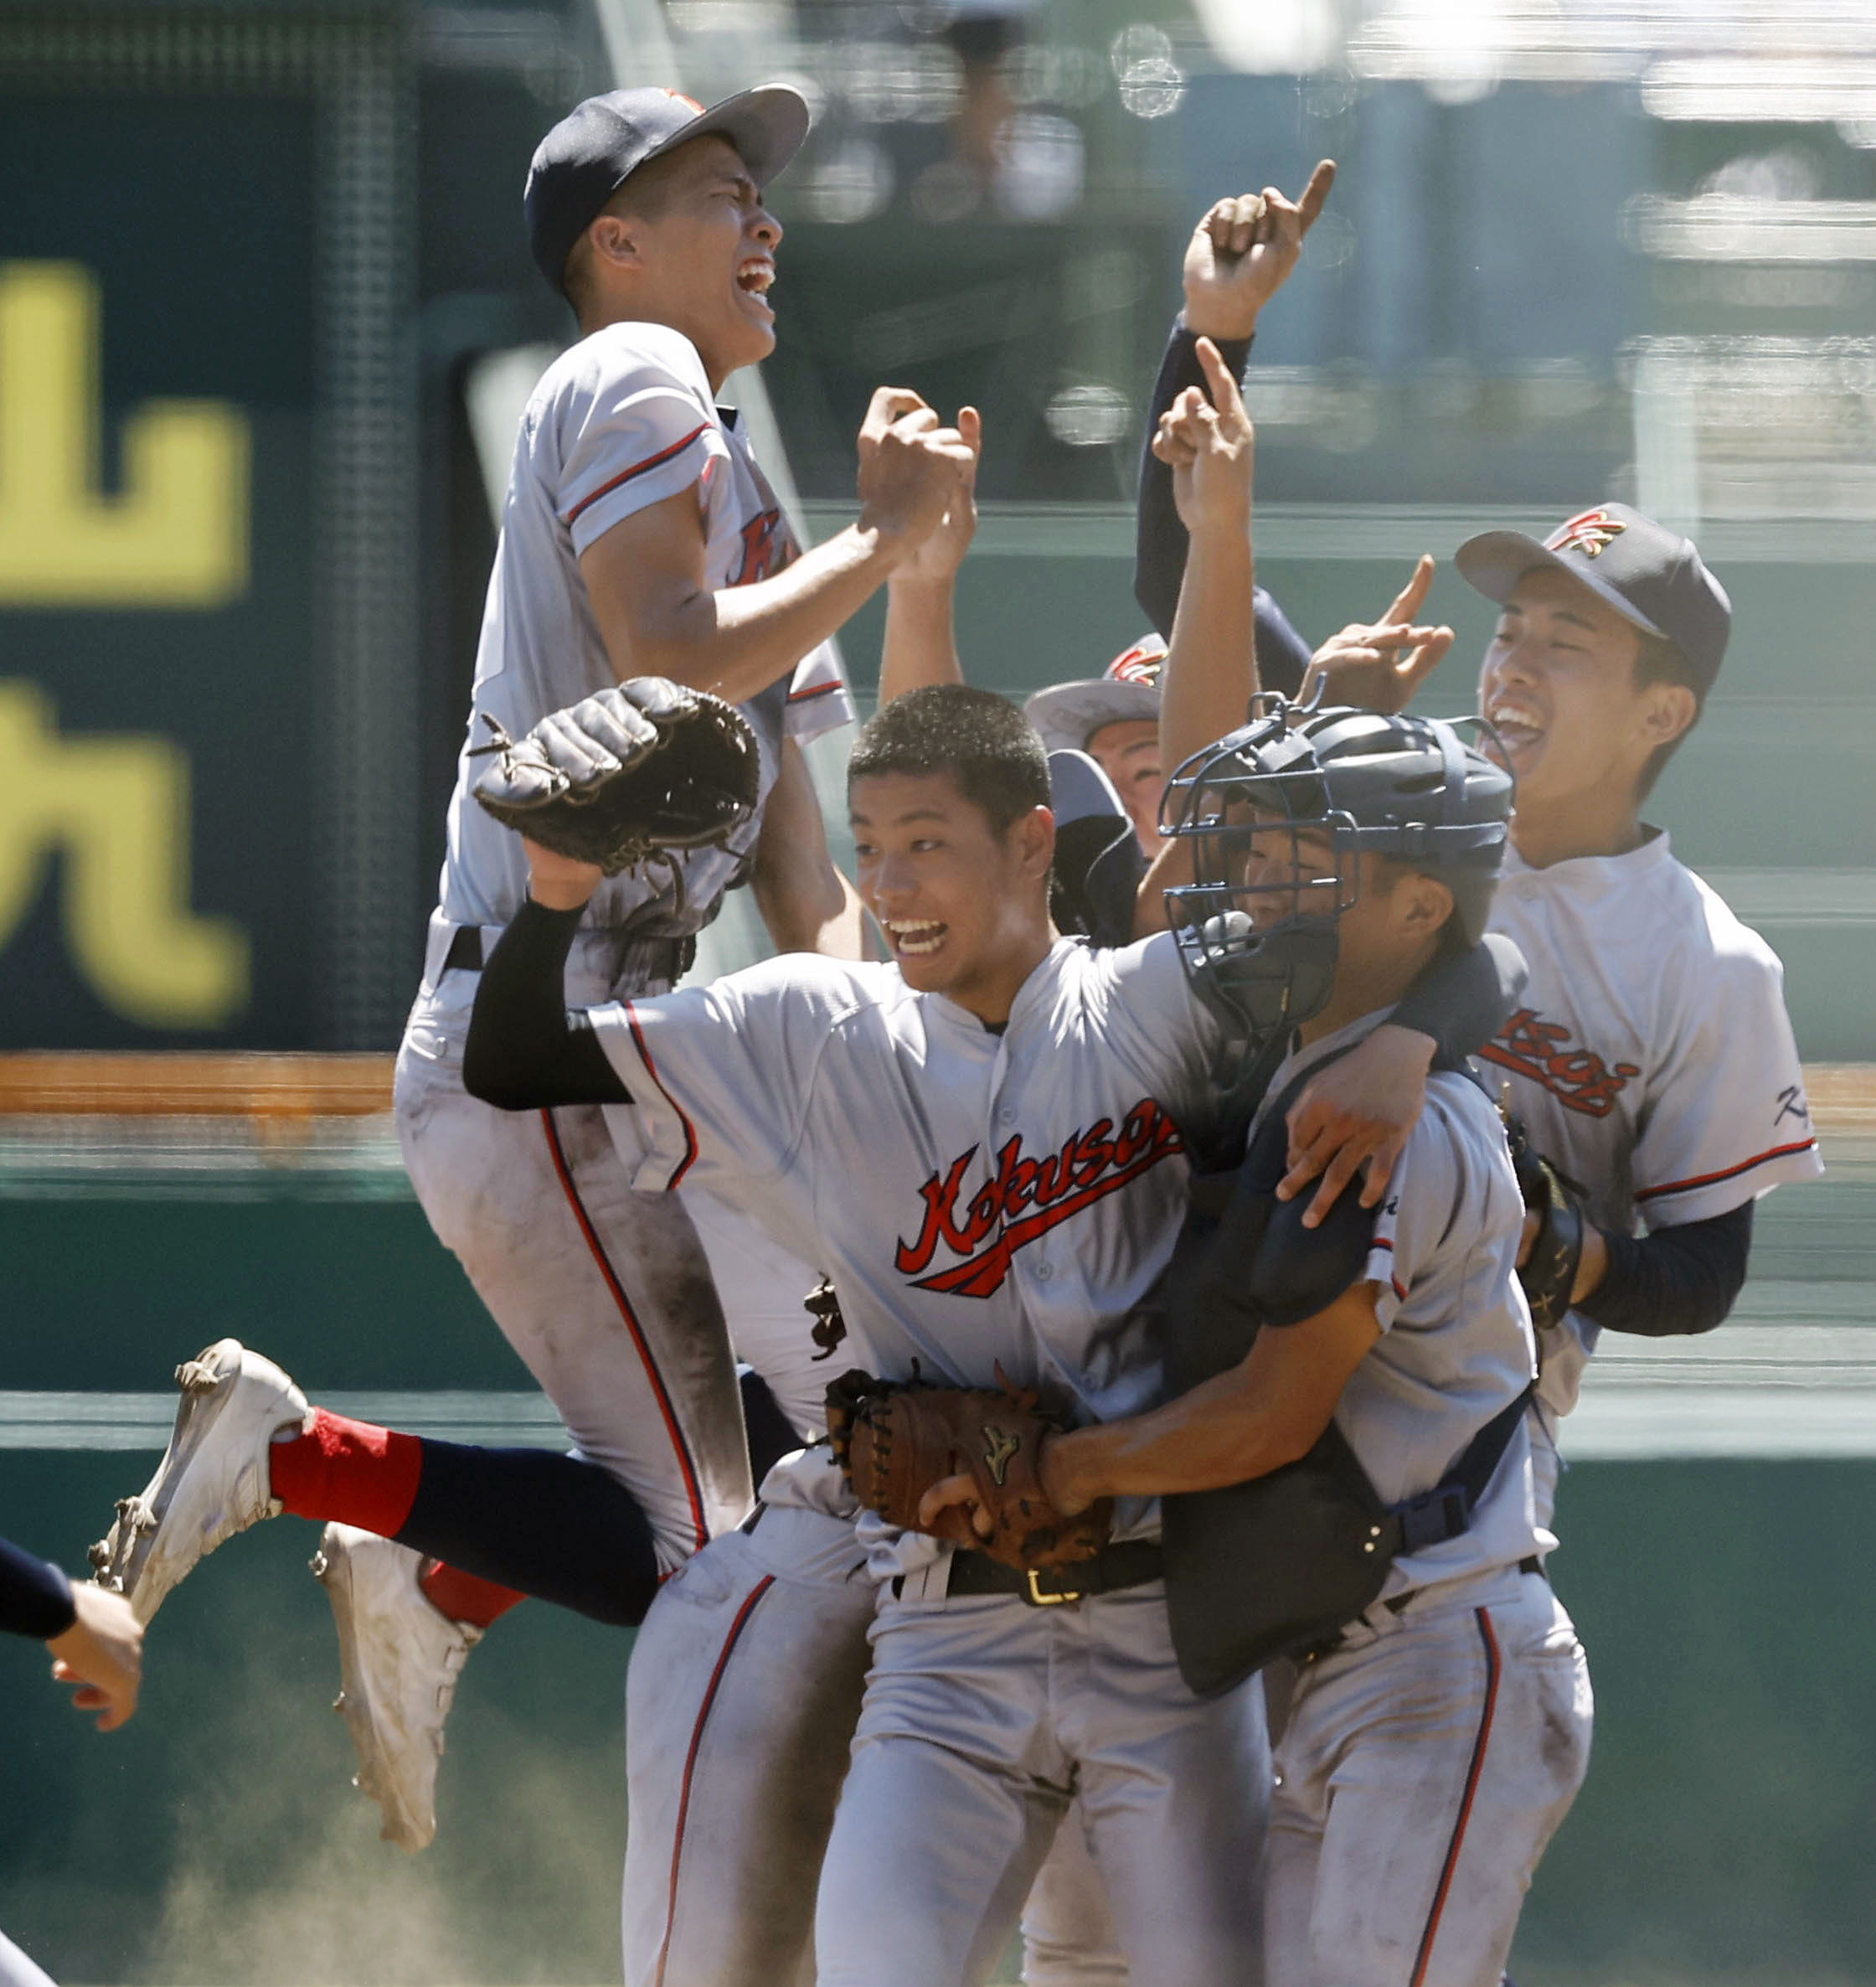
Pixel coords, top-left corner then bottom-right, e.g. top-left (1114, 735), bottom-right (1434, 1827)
top-left (538, 1109), bottom-right (707, 1555)
top-left (654, 1573), bottom-right (775, 1987)
top-left (562, 423), bottom-right (709, 525)
top-left (786, 678), bottom-right (844, 703)
top-left (1634, 1136), bottom-right (1817, 1203)
top-left (1410, 1607), bottom-right (1502, 1987)
top-left (625, 1005), bottom-right (699, 1188)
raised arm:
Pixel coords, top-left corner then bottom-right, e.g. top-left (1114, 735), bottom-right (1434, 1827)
top-left (878, 403), bottom-right (980, 705)
top-left (1155, 338), bottom-right (1258, 801)
top-left (1136, 169), bottom-right (1334, 687)
top-left (579, 390), bottom-right (973, 706)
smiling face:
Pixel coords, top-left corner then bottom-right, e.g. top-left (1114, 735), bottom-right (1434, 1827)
top-left (1477, 567), bottom-right (1696, 843)
top-left (578, 135), bottom-right (781, 384)
top-left (849, 769), bottom-right (1056, 1022)
top-left (1085, 718), bottom-right (1166, 855)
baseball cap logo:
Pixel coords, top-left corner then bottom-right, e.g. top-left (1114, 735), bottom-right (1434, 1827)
top-left (1545, 508), bottom-right (1626, 560)
top-left (657, 88), bottom-right (706, 114)
top-left (1105, 637), bottom-right (1166, 689)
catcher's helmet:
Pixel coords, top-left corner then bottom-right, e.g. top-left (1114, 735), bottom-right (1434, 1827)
top-left (1162, 701), bottom-right (1513, 1050)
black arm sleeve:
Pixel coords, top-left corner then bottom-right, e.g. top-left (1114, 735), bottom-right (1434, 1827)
top-left (1578, 1201), bottom-right (1755, 1338)
top-left (463, 898), bottom-right (631, 1111)
top-left (1134, 320), bottom-right (1312, 697)
top-left (1, 1534), bottom-right (76, 1640)
top-left (1392, 932), bottom-right (1528, 1071)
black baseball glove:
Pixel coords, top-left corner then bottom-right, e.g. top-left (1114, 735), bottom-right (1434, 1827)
top-left (470, 679), bottom-right (760, 876)
top-left (1502, 1107), bottom-right (1588, 1331)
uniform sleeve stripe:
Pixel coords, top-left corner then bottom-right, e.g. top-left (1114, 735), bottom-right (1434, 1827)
top-left (624, 1004), bottom-right (700, 1190)
top-left (786, 679), bottom-right (845, 704)
top-left (1635, 1136), bottom-right (1819, 1203)
top-left (562, 422), bottom-right (709, 525)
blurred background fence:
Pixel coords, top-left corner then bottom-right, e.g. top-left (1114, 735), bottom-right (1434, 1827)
top-left (2, 1), bottom-right (1873, 1981)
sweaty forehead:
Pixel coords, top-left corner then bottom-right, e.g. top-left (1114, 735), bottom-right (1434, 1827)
top-left (848, 766), bottom-right (971, 824)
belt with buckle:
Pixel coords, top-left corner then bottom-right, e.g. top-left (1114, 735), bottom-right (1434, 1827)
top-left (894, 1540), bottom-right (1163, 1608)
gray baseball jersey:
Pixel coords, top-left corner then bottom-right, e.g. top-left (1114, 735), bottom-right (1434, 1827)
top-left (593, 934), bottom-right (1216, 1430)
top-left (1481, 833), bottom-right (1822, 1424)
top-left (437, 319), bottom-right (851, 937)
top-left (400, 318), bottom-right (853, 1577)
top-left (1257, 1015), bottom-right (1543, 1596)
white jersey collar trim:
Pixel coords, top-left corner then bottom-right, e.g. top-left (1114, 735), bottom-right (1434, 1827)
top-left (922, 935), bottom-right (1080, 1039)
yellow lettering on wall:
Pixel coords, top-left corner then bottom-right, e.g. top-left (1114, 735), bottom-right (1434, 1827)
top-left (0, 263), bottom-right (249, 607)
top-left (0, 681), bottom-right (250, 1028)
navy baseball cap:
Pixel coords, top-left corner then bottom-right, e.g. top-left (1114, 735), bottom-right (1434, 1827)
top-left (525, 84), bottom-right (810, 297)
top-left (1456, 503), bottom-right (1731, 693)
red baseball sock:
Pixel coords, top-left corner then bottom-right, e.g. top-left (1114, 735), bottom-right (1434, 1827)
top-left (420, 1559), bottom-right (525, 1628)
top-left (268, 1408), bottom-right (424, 1538)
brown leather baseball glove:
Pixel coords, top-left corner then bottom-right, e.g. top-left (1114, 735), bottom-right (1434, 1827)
top-left (825, 1367), bottom-right (1112, 1572)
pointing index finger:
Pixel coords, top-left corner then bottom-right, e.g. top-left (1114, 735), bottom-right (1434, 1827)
top-left (1193, 335), bottom-right (1243, 413)
top-left (1296, 159), bottom-right (1337, 234)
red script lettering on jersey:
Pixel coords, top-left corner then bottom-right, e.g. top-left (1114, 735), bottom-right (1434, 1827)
top-left (733, 508), bottom-right (792, 586)
top-left (1480, 1007), bottom-right (1641, 1118)
top-left (894, 1099), bottom-right (1184, 1299)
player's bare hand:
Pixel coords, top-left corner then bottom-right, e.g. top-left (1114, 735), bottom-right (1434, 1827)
top-left (49, 1584), bottom-right (143, 1732)
top-left (857, 394), bottom-right (978, 554)
top-left (891, 405), bottom-right (981, 586)
top-left (523, 835), bottom-right (605, 912)
top-left (1182, 163), bottom-right (1336, 342)
top-left (1152, 338), bottom-right (1254, 537)
top-left (1301, 557), bottom-right (1453, 714)
top-left (1277, 1022), bottom-right (1434, 1226)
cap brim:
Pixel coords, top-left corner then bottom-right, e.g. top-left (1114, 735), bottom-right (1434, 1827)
top-left (1023, 679), bottom-right (1160, 753)
top-left (642, 84), bottom-right (810, 189)
top-left (1454, 530), bottom-right (1667, 641)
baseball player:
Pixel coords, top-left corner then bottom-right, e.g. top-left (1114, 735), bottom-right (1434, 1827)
top-left (91, 80), bottom-right (974, 1845)
top-left (927, 695), bottom-right (1592, 1987)
top-left (1289, 505), bottom-right (1824, 1524)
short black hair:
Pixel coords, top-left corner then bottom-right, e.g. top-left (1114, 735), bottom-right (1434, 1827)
top-left (848, 685), bottom-right (1051, 837)
top-left (1631, 627), bottom-right (1703, 800)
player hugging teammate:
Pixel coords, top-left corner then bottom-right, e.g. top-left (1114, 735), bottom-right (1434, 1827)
top-left (78, 87), bottom-right (1821, 1987)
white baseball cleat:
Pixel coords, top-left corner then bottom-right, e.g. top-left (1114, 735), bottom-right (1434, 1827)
top-left (312, 1524), bottom-right (483, 1854)
top-left (88, 1338), bottom-right (308, 1623)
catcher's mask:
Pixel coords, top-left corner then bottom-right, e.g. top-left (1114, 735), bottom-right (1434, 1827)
top-left (1161, 699), bottom-right (1513, 1053)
